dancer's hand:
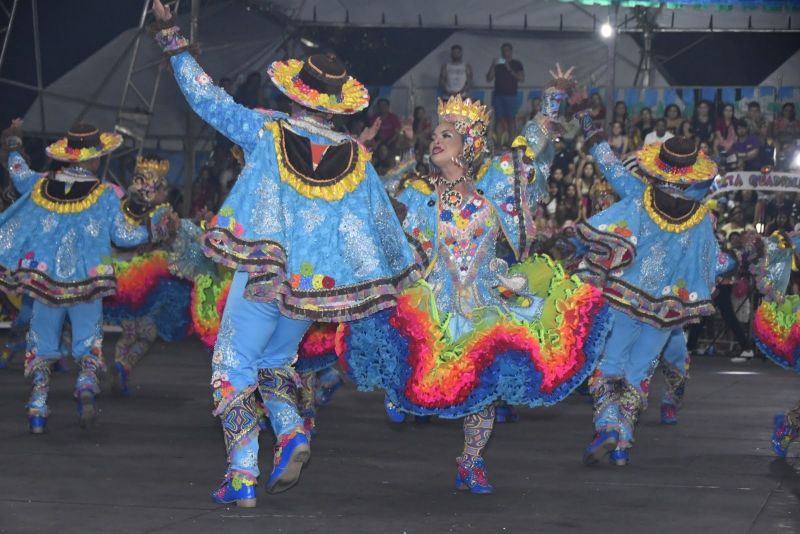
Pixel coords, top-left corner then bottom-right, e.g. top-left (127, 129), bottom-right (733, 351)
top-left (548, 63), bottom-right (575, 83)
top-left (152, 0), bottom-right (172, 22)
top-left (358, 117), bottom-right (381, 144)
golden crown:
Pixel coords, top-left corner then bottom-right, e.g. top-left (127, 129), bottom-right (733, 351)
top-left (135, 156), bottom-right (170, 178)
top-left (437, 95), bottom-right (490, 126)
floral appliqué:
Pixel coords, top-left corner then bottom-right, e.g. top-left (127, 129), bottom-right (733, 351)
top-left (211, 207), bottom-right (245, 237)
top-left (291, 261), bottom-right (335, 290)
top-left (661, 278), bottom-right (698, 302)
top-left (18, 252), bottom-right (48, 273)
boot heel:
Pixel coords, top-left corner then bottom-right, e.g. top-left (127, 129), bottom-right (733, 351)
top-left (237, 498), bottom-right (257, 508)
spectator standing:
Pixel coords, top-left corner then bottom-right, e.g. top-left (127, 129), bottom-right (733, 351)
top-left (608, 121), bottom-right (629, 158)
top-left (679, 120), bottom-right (696, 147)
top-left (551, 138), bottom-right (577, 177)
top-left (439, 44), bottom-right (473, 98)
top-left (369, 98), bottom-right (403, 147)
top-left (612, 101), bottom-right (630, 134)
top-left (745, 101), bottom-right (766, 136)
top-left (664, 104), bottom-right (683, 134)
top-left (486, 42), bottom-right (524, 146)
top-left (691, 100), bottom-right (715, 145)
top-left (557, 183), bottom-right (582, 225)
top-left (771, 103), bottom-right (800, 145)
top-left (643, 118), bottom-right (674, 145)
top-left (731, 122), bottom-right (761, 171)
top-left (715, 103), bottom-right (738, 153)
top-left (588, 93), bottom-right (606, 130)
top-left (631, 107), bottom-right (655, 148)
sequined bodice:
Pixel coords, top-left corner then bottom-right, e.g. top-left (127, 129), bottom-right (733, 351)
top-left (430, 192), bottom-right (501, 317)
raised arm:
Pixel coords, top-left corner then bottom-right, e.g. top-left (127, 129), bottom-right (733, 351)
top-left (152, 0), bottom-right (264, 153)
top-left (7, 151), bottom-right (44, 196)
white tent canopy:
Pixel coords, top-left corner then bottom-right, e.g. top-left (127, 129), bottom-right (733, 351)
top-left (23, 1), bottom-right (293, 149)
top-left (273, 0), bottom-right (797, 31)
top-left (392, 31), bottom-right (669, 116)
top-left (761, 49), bottom-right (800, 87)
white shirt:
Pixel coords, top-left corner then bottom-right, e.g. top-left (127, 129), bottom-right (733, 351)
top-left (443, 61), bottom-right (468, 94)
top-left (643, 130), bottom-right (674, 145)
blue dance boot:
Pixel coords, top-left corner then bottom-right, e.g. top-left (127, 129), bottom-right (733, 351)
top-left (315, 368), bottom-right (343, 406)
top-left (76, 391), bottom-right (96, 429)
top-left (583, 429), bottom-right (619, 466)
top-left (455, 456), bottom-right (494, 495)
top-left (772, 414), bottom-right (798, 459)
top-left (28, 414), bottom-right (47, 434)
top-left (660, 403), bottom-right (678, 425)
top-left (384, 396), bottom-right (406, 423)
top-left (609, 447), bottom-right (629, 466)
top-left (211, 473), bottom-right (257, 508)
top-left (112, 362), bottom-right (130, 396)
top-left (495, 405), bottom-right (518, 423)
top-left (266, 429), bottom-right (311, 494)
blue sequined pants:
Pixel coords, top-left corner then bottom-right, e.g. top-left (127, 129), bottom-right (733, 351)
top-left (660, 328), bottom-right (689, 409)
top-left (25, 299), bottom-right (104, 417)
top-left (590, 308), bottom-right (672, 447)
top-left (212, 271), bottom-right (311, 480)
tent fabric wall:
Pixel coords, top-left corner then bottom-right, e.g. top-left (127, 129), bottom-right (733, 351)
top-left (390, 31), bottom-right (669, 117)
top-left (760, 49), bottom-right (800, 87)
top-left (23, 0), bottom-right (291, 149)
top-left (274, 0), bottom-right (797, 31)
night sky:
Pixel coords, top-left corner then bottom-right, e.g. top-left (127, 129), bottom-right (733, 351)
top-left (0, 1), bottom-right (797, 131)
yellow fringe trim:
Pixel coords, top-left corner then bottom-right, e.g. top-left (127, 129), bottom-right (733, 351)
top-left (267, 121), bottom-right (367, 201)
top-left (31, 178), bottom-right (108, 214)
top-left (643, 185), bottom-right (708, 233)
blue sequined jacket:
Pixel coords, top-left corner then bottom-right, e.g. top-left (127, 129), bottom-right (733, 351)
top-left (167, 52), bottom-right (419, 322)
top-left (573, 141), bottom-right (731, 328)
top-left (0, 152), bottom-right (163, 306)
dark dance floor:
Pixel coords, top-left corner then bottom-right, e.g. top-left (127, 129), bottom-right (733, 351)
top-left (0, 337), bottom-right (798, 533)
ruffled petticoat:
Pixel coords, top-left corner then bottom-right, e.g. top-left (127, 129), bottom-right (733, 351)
top-left (337, 255), bottom-right (611, 418)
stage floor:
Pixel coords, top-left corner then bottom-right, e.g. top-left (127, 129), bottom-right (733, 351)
top-left (0, 337), bottom-right (798, 533)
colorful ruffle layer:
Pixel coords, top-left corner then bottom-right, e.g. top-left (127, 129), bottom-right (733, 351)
top-left (337, 255), bottom-right (611, 418)
top-left (296, 323), bottom-right (338, 373)
top-left (191, 272), bottom-right (233, 350)
top-left (191, 272), bottom-right (338, 372)
top-left (753, 296), bottom-right (800, 373)
top-left (104, 252), bottom-right (191, 342)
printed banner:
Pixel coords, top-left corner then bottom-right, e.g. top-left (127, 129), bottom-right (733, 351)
top-left (708, 171), bottom-right (800, 197)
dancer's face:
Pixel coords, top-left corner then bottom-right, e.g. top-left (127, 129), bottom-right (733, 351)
top-left (429, 122), bottom-right (464, 169)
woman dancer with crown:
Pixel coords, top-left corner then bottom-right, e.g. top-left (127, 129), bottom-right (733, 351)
top-left (337, 66), bottom-right (611, 494)
top-left (105, 157), bottom-right (222, 395)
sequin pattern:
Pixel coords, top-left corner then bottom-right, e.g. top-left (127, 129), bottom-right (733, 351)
top-left (252, 179), bottom-right (283, 236)
top-left (0, 220), bottom-right (20, 252)
top-left (339, 211), bottom-right (379, 277)
top-left (300, 204), bottom-right (325, 233)
top-left (55, 229), bottom-right (78, 279)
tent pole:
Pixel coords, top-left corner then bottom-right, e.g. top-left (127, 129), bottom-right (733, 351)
top-left (642, 26), bottom-right (652, 87)
top-left (31, 0), bottom-right (45, 133)
top-left (605, 3), bottom-right (618, 122)
top-left (183, 0), bottom-right (200, 217)
top-left (0, 0), bottom-right (19, 75)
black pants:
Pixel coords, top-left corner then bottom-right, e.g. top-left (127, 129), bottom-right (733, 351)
top-left (687, 284), bottom-right (750, 351)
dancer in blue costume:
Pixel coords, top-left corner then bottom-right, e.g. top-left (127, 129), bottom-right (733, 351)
top-left (749, 232), bottom-right (800, 457)
top-left (0, 121), bottom-right (173, 433)
top-left (571, 110), bottom-right (738, 466)
top-left (152, 0), bottom-right (419, 507)
top-left (337, 67), bottom-right (610, 494)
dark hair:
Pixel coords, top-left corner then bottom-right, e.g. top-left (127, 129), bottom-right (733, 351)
top-left (451, 44), bottom-right (462, 51)
top-left (679, 119), bottom-right (693, 135)
top-left (378, 97), bottom-right (390, 106)
top-left (747, 101), bottom-right (760, 110)
top-left (783, 102), bottom-right (796, 121)
top-left (664, 103), bottom-right (681, 119)
top-left (655, 118), bottom-right (667, 126)
top-left (501, 42), bottom-right (513, 51)
top-left (693, 99), bottom-right (713, 121)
